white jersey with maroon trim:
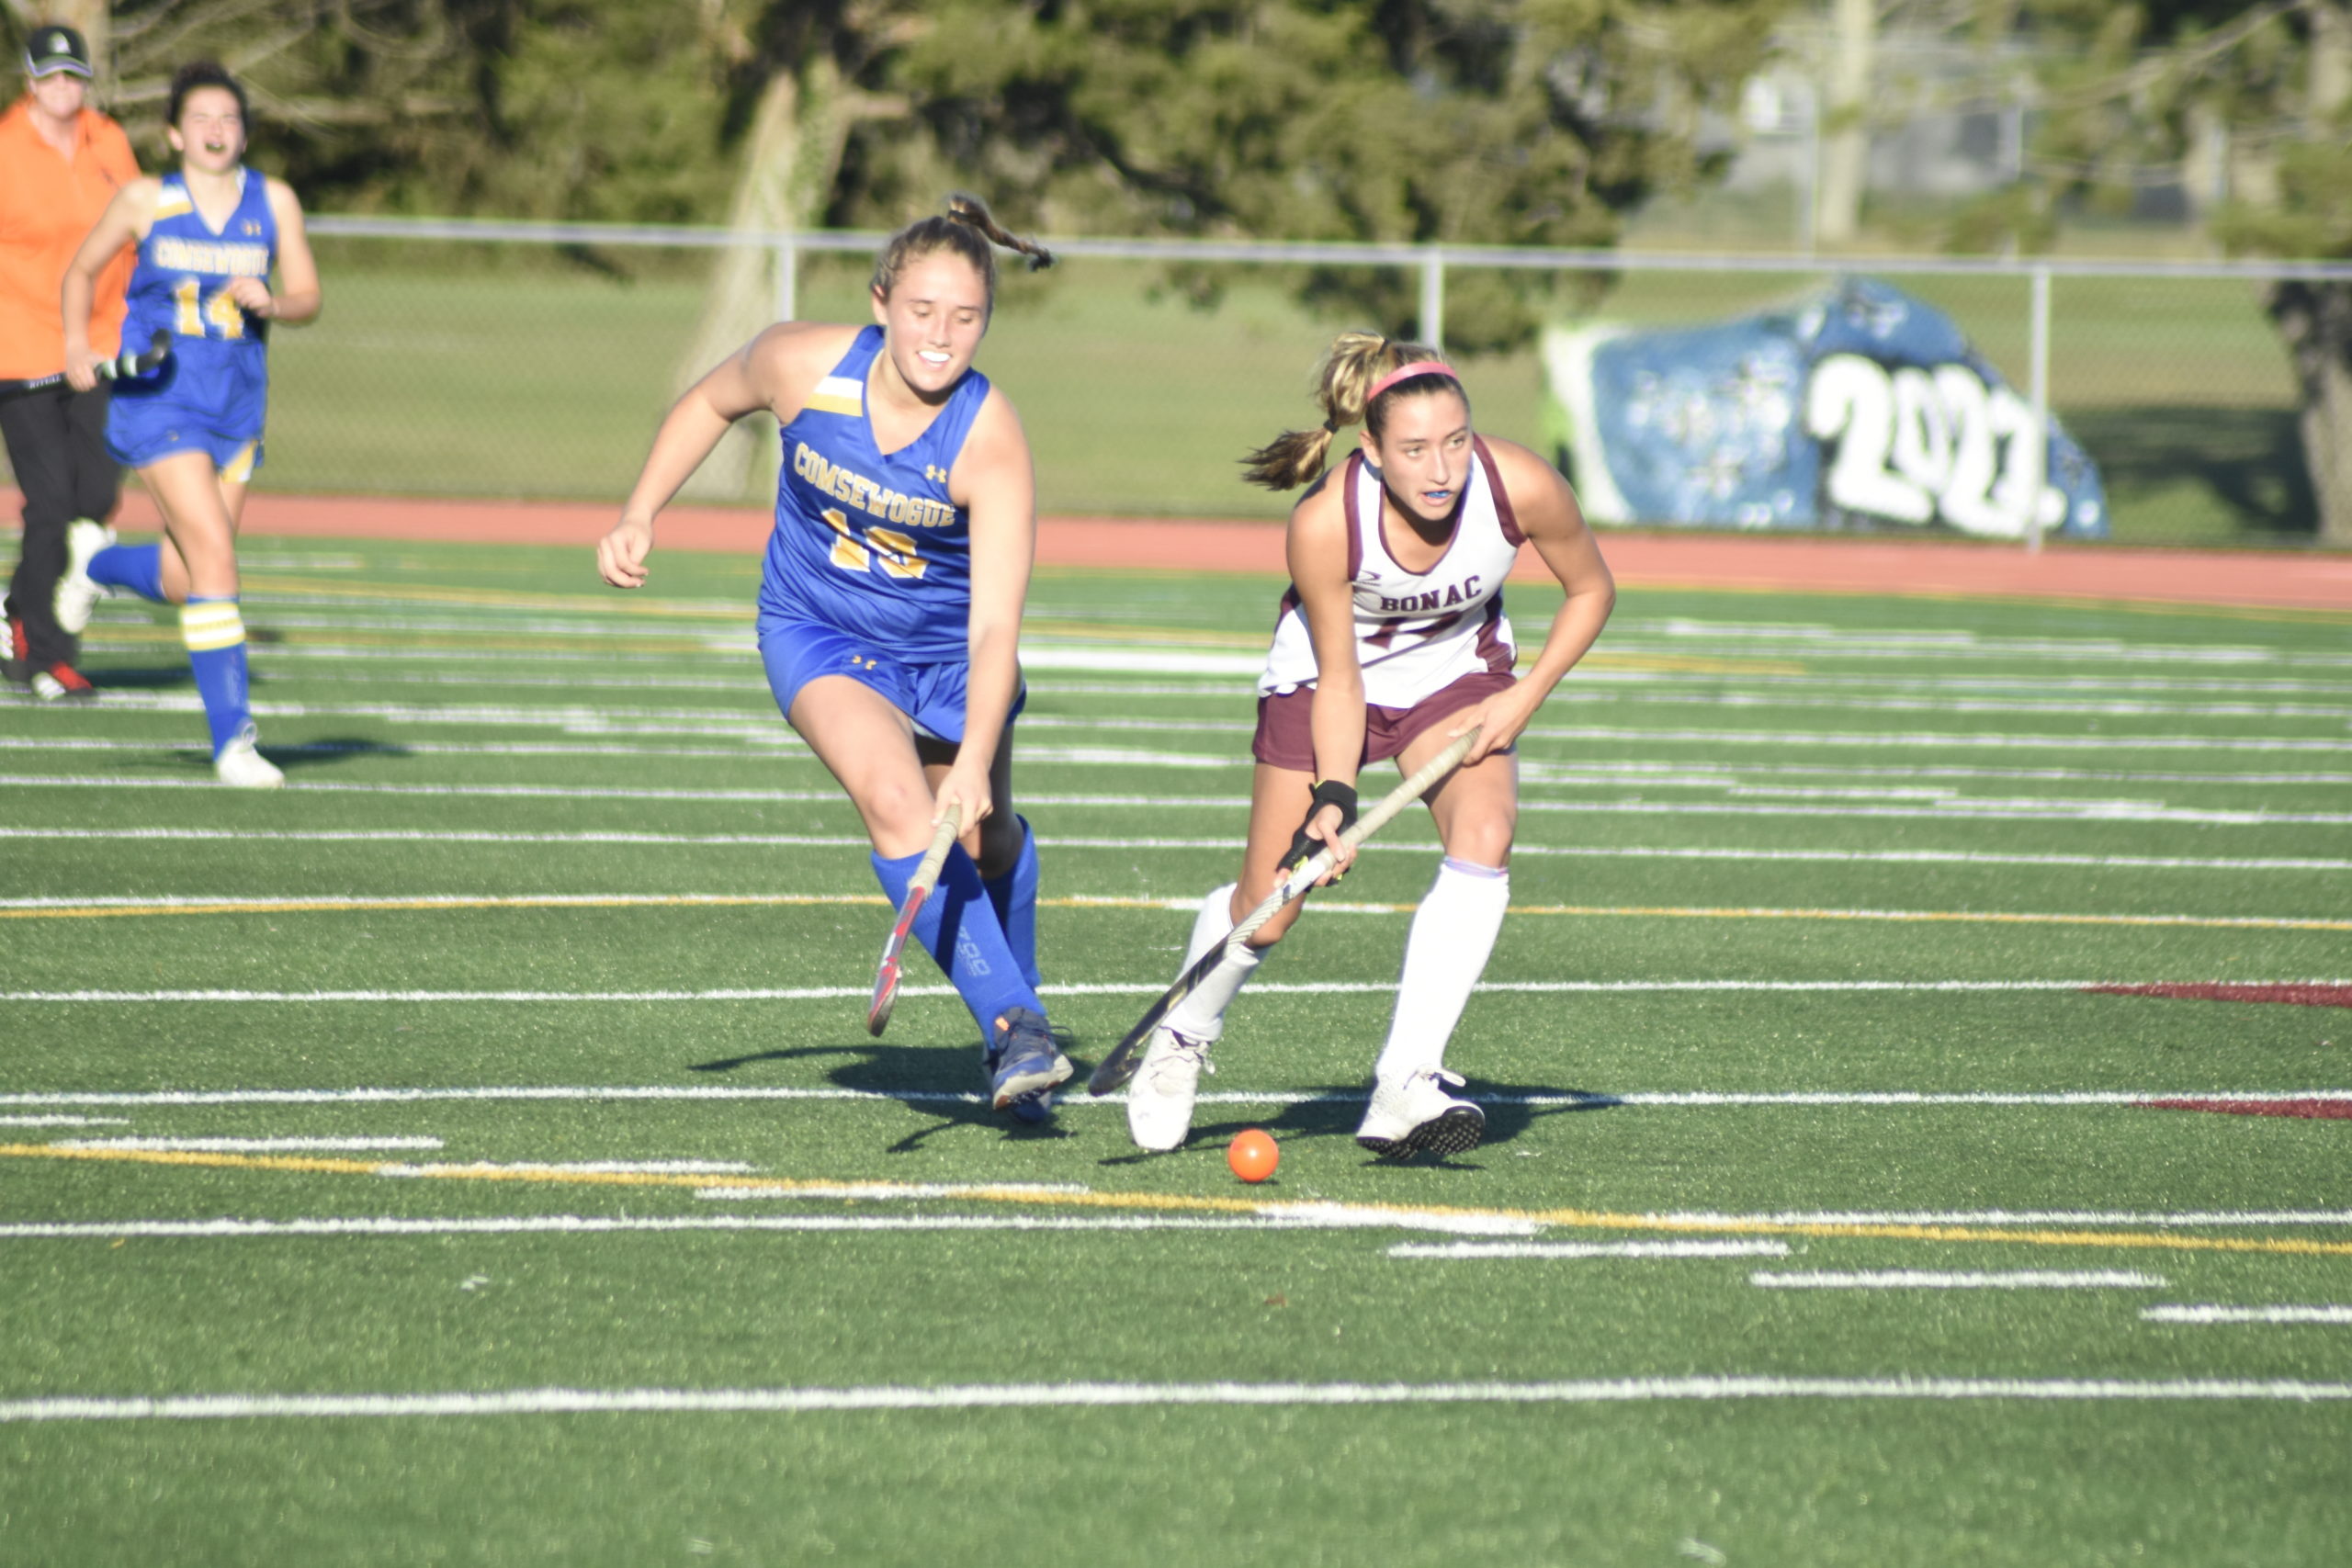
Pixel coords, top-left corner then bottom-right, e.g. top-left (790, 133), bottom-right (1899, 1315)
top-left (1259, 436), bottom-right (1525, 707)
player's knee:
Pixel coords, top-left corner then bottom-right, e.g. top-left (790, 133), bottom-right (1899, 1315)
top-left (1448, 811), bottom-right (1516, 869)
top-left (863, 777), bottom-right (933, 841)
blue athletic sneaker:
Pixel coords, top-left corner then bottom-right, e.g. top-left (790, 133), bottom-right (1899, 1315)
top-left (985, 1007), bottom-right (1072, 1120)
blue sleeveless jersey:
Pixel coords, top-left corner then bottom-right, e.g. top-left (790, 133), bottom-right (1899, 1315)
top-left (114, 169), bottom-right (276, 436)
top-left (758, 326), bottom-right (989, 664)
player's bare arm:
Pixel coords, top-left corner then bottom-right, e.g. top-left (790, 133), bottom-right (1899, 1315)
top-left (599, 321), bottom-right (857, 589)
top-left (944, 386), bottom-right (1037, 832)
top-left (1287, 484), bottom-right (1365, 879)
top-left (60, 178), bottom-right (161, 390)
top-left (1440, 439), bottom-right (1615, 761)
top-left (229, 180), bottom-right (321, 324)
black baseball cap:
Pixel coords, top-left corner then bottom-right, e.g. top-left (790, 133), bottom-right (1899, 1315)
top-left (24, 24), bottom-right (93, 78)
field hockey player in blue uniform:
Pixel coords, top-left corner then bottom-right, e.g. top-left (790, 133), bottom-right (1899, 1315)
top-left (598, 196), bottom-right (1071, 1121)
top-left (53, 61), bottom-right (320, 787)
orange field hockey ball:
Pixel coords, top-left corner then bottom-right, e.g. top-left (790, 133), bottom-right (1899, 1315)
top-left (1227, 1128), bottom-right (1279, 1183)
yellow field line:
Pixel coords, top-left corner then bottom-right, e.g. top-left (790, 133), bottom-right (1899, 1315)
top-left (5, 894), bottom-right (2342, 931)
top-left (0, 893), bottom-right (890, 921)
top-left (6, 1142), bottom-right (2349, 1258)
top-left (1503, 904), bottom-right (2352, 932)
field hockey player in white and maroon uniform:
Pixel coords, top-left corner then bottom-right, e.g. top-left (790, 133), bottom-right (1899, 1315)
top-left (1125, 332), bottom-right (1615, 1158)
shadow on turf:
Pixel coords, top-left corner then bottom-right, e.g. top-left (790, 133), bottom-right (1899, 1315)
top-left (688, 1036), bottom-right (1087, 1145)
top-left (267, 736), bottom-right (414, 773)
top-left (1095, 1076), bottom-right (1620, 1171)
top-left (85, 665), bottom-right (192, 692)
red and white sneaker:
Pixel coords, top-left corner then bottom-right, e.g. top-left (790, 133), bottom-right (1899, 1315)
top-left (28, 662), bottom-right (96, 703)
top-left (1, 617), bottom-right (27, 691)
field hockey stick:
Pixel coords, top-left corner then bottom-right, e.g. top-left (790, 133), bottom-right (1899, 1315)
top-left (0, 330), bottom-right (170, 404)
top-left (865, 802), bottom-right (965, 1037)
top-left (1089, 725), bottom-right (1482, 1095)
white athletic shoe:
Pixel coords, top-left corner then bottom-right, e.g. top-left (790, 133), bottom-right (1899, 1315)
top-left (1355, 1066), bottom-right (1485, 1160)
top-left (214, 728), bottom-right (284, 788)
top-left (1125, 1026), bottom-right (1214, 1152)
top-left (53, 520), bottom-right (116, 636)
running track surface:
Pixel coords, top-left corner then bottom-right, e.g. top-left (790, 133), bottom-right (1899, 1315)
top-left (12, 490), bottom-right (2351, 612)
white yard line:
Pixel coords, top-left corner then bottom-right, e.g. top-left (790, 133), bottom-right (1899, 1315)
top-left (681, 1180), bottom-right (1077, 1201)
top-left (5, 773), bottom-right (2344, 823)
top-left (0, 1115), bottom-right (130, 1126)
top-left (4, 1376), bottom-right (2347, 1423)
top-left (1, 894), bottom-right (2340, 931)
top-left (1752, 1270), bottom-right (2165, 1290)
top-left (0, 1213), bottom-right (1448, 1240)
top-left (1391, 1240), bottom-right (1793, 1259)
top-left (2142, 1304), bottom-right (2352, 1325)
top-left (6, 981), bottom-right (2349, 1008)
top-left (0, 825), bottom-right (2343, 872)
top-left (5, 1081), bottom-right (2350, 1129)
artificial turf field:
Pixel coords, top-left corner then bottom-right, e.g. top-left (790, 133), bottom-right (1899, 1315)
top-left (1, 535), bottom-right (2347, 1564)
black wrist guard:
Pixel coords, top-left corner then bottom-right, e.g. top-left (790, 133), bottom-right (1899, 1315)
top-left (1283, 778), bottom-right (1359, 869)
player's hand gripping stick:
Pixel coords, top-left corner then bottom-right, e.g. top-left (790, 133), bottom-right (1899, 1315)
top-left (865, 802), bottom-right (964, 1037)
top-left (0, 330), bottom-right (171, 403)
top-left (1089, 727), bottom-right (1481, 1094)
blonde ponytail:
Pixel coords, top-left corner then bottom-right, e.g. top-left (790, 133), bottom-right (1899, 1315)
top-left (1239, 333), bottom-right (1458, 491)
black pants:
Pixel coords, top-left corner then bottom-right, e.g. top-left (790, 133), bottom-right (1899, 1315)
top-left (2, 381), bottom-right (119, 669)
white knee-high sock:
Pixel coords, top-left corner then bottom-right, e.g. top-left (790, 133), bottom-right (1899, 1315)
top-left (1182, 883), bottom-right (1238, 967)
top-left (1374, 858), bottom-right (1510, 1083)
top-left (1163, 883), bottom-right (1258, 1041)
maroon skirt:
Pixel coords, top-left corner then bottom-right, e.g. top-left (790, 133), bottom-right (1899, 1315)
top-left (1251, 670), bottom-right (1516, 773)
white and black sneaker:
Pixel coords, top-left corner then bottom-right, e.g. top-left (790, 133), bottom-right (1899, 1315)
top-left (53, 520), bottom-right (116, 637)
top-left (1125, 1026), bottom-right (1214, 1152)
top-left (1355, 1067), bottom-right (1484, 1160)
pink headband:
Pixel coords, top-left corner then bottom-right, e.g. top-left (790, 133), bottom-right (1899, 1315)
top-left (1364, 360), bottom-right (1459, 404)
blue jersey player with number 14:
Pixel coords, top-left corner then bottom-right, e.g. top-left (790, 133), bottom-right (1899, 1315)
top-left (598, 196), bottom-right (1070, 1122)
top-left (53, 60), bottom-right (320, 787)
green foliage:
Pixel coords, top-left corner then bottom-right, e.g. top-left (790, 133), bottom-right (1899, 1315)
top-left (423, 4), bottom-right (736, 223)
top-left (56, 1), bottom-right (1792, 349)
top-left (1996, 0), bottom-right (2324, 248)
top-left (865, 0), bottom-right (1786, 352)
top-left (2217, 139), bottom-right (2352, 259)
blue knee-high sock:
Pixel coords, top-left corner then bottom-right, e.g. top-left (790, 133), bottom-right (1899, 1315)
top-left (180, 596), bottom-right (254, 755)
top-left (982, 816), bottom-right (1042, 990)
top-left (88, 543), bottom-right (165, 603)
top-left (873, 843), bottom-right (1043, 1039)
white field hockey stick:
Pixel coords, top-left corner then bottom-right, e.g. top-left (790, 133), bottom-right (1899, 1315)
top-left (1089, 726), bottom-right (1481, 1095)
top-left (865, 803), bottom-right (964, 1037)
top-left (0, 330), bottom-right (170, 404)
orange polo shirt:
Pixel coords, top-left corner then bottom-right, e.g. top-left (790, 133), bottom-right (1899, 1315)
top-left (0, 96), bottom-right (139, 378)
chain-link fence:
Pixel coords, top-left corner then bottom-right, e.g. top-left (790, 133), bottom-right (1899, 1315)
top-left (13, 215), bottom-right (2342, 548)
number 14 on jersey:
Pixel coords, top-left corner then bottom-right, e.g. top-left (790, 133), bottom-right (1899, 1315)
top-left (171, 277), bottom-right (248, 339)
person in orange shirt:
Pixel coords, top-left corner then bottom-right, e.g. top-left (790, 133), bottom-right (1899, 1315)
top-left (0, 25), bottom-right (136, 700)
